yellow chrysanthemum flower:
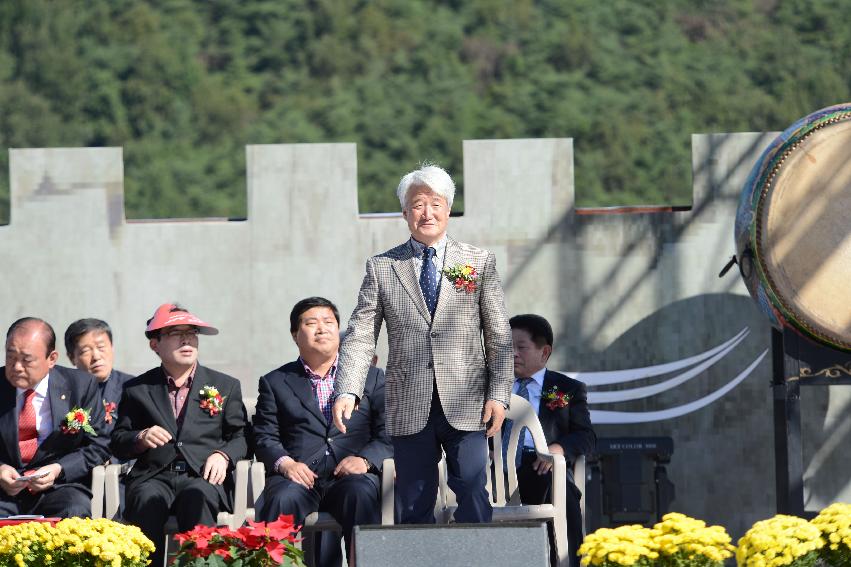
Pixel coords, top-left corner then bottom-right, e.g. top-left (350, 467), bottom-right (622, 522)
top-left (811, 502), bottom-right (851, 567)
top-left (738, 515), bottom-right (823, 567)
top-left (0, 518), bottom-right (154, 567)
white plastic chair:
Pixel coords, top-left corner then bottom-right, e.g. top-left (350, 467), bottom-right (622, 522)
top-left (437, 394), bottom-right (579, 567)
top-left (90, 464), bottom-right (106, 519)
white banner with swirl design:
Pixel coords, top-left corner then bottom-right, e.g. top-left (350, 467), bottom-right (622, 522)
top-left (555, 327), bottom-right (768, 424)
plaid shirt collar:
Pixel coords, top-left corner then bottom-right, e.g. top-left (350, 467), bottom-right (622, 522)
top-left (164, 362), bottom-right (197, 390)
top-left (299, 354), bottom-right (338, 382)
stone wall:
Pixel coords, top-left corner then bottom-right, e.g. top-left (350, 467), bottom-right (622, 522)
top-left (2, 136), bottom-right (848, 535)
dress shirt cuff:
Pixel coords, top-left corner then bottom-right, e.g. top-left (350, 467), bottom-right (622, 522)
top-left (337, 393), bottom-right (357, 402)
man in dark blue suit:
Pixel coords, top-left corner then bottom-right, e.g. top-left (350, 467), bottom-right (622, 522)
top-left (65, 318), bottom-right (134, 436)
top-left (65, 318), bottom-right (135, 515)
top-left (0, 317), bottom-right (110, 517)
top-left (508, 314), bottom-right (596, 567)
top-left (253, 297), bottom-right (392, 567)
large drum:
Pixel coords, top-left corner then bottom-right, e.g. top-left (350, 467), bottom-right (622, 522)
top-left (735, 103), bottom-right (851, 351)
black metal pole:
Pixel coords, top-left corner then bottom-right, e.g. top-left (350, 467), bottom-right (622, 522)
top-left (772, 328), bottom-right (804, 515)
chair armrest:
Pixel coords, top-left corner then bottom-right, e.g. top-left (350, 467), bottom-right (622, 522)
top-left (230, 459), bottom-right (252, 528)
top-left (104, 463), bottom-right (122, 520)
top-left (381, 458), bottom-right (395, 525)
top-left (574, 455), bottom-right (586, 534)
top-left (90, 465), bottom-right (105, 519)
top-left (549, 453), bottom-right (567, 520)
top-left (250, 460), bottom-right (266, 505)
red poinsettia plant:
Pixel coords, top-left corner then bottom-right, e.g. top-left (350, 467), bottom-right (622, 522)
top-left (172, 514), bottom-right (304, 566)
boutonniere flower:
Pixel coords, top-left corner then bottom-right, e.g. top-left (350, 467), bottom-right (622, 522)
top-left (543, 386), bottom-right (571, 410)
top-left (103, 400), bottom-right (117, 424)
top-left (61, 407), bottom-right (98, 435)
top-left (443, 263), bottom-right (478, 293)
top-left (199, 385), bottom-right (225, 417)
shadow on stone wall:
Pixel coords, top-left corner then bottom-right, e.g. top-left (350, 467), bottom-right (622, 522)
top-left (576, 293), bottom-right (816, 535)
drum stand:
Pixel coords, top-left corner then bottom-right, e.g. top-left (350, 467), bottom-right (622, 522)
top-left (771, 327), bottom-right (851, 517)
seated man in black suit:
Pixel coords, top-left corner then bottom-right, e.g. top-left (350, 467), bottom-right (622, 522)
top-left (111, 304), bottom-right (247, 567)
top-left (65, 318), bottom-right (135, 516)
top-left (507, 314), bottom-right (596, 567)
top-left (253, 297), bottom-right (392, 567)
top-left (0, 317), bottom-right (110, 517)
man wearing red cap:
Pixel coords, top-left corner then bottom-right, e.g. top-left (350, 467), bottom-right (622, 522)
top-left (111, 304), bottom-right (248, 566)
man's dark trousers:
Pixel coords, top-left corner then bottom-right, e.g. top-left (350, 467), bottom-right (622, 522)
top-left (517, 451), bottom-right (584, 567)
top-left (257, 455), bottom-right (381, 567)
top-left (391, 389), bottom-right (491, 524)
top-left (125, 468), bottom-right (222, 567)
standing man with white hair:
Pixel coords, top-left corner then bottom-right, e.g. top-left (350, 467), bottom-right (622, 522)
top-left (332, 164), bottom-right (513, 524)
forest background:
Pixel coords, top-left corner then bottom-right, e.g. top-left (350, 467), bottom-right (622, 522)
top-left (0, 0), bottom-right (848, 223)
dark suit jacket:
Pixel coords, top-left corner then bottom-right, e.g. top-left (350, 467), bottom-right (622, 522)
top-left (536, 370), bottom-right (596, 466)
top-left (0, 365), bottom-right (111, 483)
top-left (110, 364), bottom-right (248, 501)
top-left (252, 362), bottom-right (392, 476)
top-left (98, 369), bottom-right (134, 435)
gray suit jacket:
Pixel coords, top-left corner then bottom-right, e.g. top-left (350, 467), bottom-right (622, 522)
top-left (336, 236), bottom-right (513, 436)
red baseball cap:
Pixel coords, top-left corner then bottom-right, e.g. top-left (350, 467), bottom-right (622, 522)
top-left (145, 303), bottom-right (219, 336)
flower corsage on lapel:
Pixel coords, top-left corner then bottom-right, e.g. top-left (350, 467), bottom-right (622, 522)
top-left (543, 386), bottom-right (571, 410)
top-left (103, 400), bottom-right (117, 424)
top-left (61, 407), bottom-right (98, 435)
top-left (443, 263), bottom-right (478, 293)
top-left (199, 385), bottom-right (225, 417)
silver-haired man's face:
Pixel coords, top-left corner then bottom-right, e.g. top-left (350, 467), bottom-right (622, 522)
top-left (403, 185), bottom-right (450, 246)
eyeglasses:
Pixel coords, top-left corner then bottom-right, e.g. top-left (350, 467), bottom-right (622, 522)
top-left (161, 328), bottom-right (200, 340)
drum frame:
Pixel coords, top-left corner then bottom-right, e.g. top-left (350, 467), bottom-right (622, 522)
top-left (744, 104), bottom-right (851, 351)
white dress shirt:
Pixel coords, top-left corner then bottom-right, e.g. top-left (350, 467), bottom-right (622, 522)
top-left (17, 373), bottom-right (53, 445)
top-left (512, 367), bottom-right (547, 448)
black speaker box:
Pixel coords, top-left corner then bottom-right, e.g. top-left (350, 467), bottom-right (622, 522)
top-left (353, 521), bottom-right (550, 567)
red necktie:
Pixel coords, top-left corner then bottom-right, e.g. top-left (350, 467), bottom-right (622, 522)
top-left (18, 389), bottom-right (38, 465)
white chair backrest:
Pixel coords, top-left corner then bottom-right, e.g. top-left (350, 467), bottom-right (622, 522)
top-left (491, 394), bottom-right (549, 505)
top-left (243, 397), bottom-right (257, 421)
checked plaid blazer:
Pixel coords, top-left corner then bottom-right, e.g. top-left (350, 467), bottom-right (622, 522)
top-left (336, 236), bottom-right (513, 437)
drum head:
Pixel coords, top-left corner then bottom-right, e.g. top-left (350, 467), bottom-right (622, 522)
top-left (757, 118), bottom-right (851, 349)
